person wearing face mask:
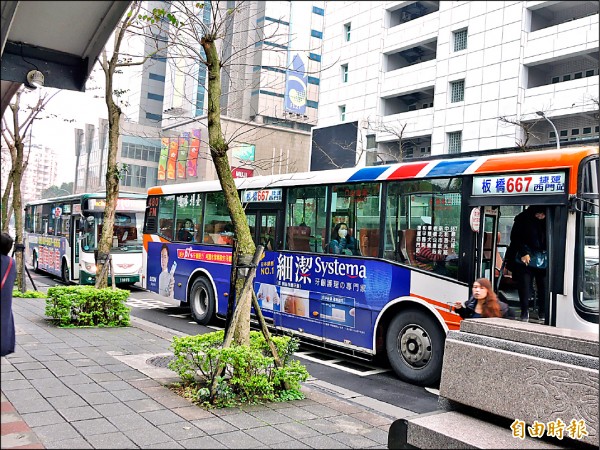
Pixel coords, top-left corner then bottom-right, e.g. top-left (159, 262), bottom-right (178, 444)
top-left (328, 222), bottom-right (360, 256)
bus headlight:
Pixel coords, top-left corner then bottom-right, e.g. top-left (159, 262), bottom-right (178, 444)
top-left (84, 262), bottom-right (97, 274)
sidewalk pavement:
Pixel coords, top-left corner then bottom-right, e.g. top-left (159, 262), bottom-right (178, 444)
top-left (1, 297), bottom-right (419, 449)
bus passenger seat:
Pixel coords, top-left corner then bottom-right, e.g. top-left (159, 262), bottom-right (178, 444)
top-left (287, 226), bottom-right (311, 251)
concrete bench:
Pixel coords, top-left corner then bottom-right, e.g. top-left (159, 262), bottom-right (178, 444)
top-left (389, 318), bottom-right (598, 449)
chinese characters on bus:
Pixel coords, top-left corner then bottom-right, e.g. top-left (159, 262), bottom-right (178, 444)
top-left (472, 172), bottom-right (566, 196)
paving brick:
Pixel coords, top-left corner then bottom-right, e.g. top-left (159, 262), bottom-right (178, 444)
top-left (122, 426), bottom-right (174, 446)
top-left (279, 405), bottom-right (318, 421)
top-left (179, 435), bottom-right (224, 449)
top-left (85, 431), bottom-right (138, 449)
top-left (328, 431), bottom-right (378, 449)
top-left (191, 416), bottom-right (238, 435)
top-left (87, 372), bottom-right (121, 383)
top-left (248, 408), bottom-right (293, 425)
top-left (58, 374), bottom-right (93, 386)
top-left (221, 411), bottom-right (268, 430)
top-left (106, 412), bottom-right (153, 432)
top-left (124, 398), bottom-right (164, 413)
top-left (97, 380), bottom-right (132, 391)
top-left (273, 421), bottom-right (321, 440)
top-left (78, 391), bottom-right (119, 405)
top-left (212, 430), bottom-right (262, 449)
top-left (245, 425), bottom-right (296, 445)
top-left (29, 422), bottom-right (80, 443)
top-left (20, 410), bottom-right (65, 427)
top-left (71, 417), bottom-right (119, 436)
top-left (44, 437), bottom-right (94, 449)
top-left (109, 388), bottom-right (149, 402)
top-left (158, 421), bottom-right (206, 440)
top-left (300, 434), bottom-right (353, 448)
top-left (56, 405), bottom-right (102, 422)
top-left (171, 406), bottom-right (212, 421)
top-left (9, 398), bottom-right (54, 414)
top-left (1, 380), bottom-right (34, 391)
top-left (141, 409), bottom-right (186, 426)
top-left (44, 394), bottom-right (87, 410)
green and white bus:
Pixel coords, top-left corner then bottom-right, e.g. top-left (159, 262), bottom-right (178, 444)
top-left (24, 192), bottom-right (147, 285)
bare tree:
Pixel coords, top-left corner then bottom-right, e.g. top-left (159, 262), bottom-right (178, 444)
top-left (153, 1), bottom-right (319, 348)
top-left (1, 88), bottom-right (58, 291)
top-left (498, 114), bottom-right (545, 150)
top-left (94, 1), bottom-right (172, 288)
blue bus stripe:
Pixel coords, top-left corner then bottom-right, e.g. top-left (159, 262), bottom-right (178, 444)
top-left (426, 159), bottom-right (477, 177)
top-left (347, 166), bottom-right (389, 182)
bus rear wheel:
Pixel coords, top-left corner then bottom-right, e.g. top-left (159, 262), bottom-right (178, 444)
top-left (189, 277), bottom-right (215, 325)
top-left (385, 309), bottom-right (445, 386)
top-left (33, 252), bottom-right (40, 273)
top-left (61, 260), bottom-right (70, 284)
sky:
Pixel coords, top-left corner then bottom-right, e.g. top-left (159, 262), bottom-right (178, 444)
top-left (25, 84), bottom-right (108, 186)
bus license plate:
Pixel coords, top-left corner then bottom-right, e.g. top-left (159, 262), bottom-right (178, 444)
top-left (120, 278), bottom-right (130, 283)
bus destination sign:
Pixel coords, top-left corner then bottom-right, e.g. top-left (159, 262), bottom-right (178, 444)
top-left (242, 188), bottom-right (283, 203)
top-left (472, 172), bottom-right (565, 196)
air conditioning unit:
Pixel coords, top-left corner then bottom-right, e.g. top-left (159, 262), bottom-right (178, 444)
top-left (401, 12), bottom-right (412, 21)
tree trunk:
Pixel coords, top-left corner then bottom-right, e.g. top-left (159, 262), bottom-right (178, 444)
top-left (95, 66), bottom-right (121, 289)
top-left (1, 170), bottom-right (14, 232)
top-left (11, 139), bottom-right (25, 291)
top-left (202, 37), bottom-right (256, 345)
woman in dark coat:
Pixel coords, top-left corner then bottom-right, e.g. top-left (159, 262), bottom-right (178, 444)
top-left (1, 232), bottom-right (17, 357)
top-left (506, 205), bottom-right (547, 322)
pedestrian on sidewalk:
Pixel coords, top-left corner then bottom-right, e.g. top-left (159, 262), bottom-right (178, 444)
top-left (1, 232), bottom-right (17, 357)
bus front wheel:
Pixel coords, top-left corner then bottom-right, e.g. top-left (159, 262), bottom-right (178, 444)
top-left (385, 309), bottom-right (445, 386)
top-left (189, 277), bottom-right (215, 325)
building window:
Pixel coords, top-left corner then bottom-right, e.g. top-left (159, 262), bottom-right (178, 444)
top-left (308, 53), bottom-right (321, 62)
top-left (344, 23), bottom-right (351, 42)
top-left (312, 6), bottom-right (324, 16)
top-left (366, 134), bottom-right (376, 149)
top-left (341, 64), bottom-right (348, 83)
top-left (311, 30), bottom-right (323, 39)
top-left (148, 73), bottom-right (165, 82)
top-left (450, 80), bottom-right (465, 103)
top-left (448, 131), bottom-right (462, 154)
top-left (340, 105), bottom-right (346, 122)
top-left (453, 29), bottom-right (468, 52)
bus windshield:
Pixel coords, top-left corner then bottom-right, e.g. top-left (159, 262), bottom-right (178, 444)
top-left (81, 211), bottom-right (144, 253)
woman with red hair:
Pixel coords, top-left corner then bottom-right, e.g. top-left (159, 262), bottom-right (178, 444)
top-left (453, 278), bottom-right (508, 319)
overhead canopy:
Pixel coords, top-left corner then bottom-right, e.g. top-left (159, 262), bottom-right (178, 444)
top-left (1, 1), bottom-right (131, 116)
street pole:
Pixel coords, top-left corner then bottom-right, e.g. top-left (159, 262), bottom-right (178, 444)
top-left (536, 111), bottom-right (560, 150)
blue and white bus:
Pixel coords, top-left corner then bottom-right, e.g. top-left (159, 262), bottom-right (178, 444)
top-left (25, 192), bottom-right (147, 286)
top-left (142, 145), bottom-right (598, 385)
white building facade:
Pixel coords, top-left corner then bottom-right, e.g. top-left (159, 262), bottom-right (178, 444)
top-left (317, 1), bottom-right (599, 164)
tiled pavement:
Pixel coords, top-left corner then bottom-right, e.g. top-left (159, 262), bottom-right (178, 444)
top-left (1, 297), bottom-right (418, 449)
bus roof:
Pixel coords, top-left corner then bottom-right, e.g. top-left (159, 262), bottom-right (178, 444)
top-left (25, 192), bottom-right (147, 207)
top-left (147, 145), bottom-right (598, 197)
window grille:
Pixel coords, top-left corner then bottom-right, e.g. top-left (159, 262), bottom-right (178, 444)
top-left (450, 80), bottom-right (464, 102)
top-left (453, 29), bottom-right (467, 52)
top-left (448, 131), bottom-right (462, 154)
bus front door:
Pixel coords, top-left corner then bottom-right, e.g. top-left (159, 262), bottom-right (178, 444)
top-left (71, 216), bottom-right (81, 282)
top-left (474, 206), bottom-right (501, 288)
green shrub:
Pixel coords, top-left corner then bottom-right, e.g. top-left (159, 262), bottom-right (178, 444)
top-left (45, 286), bottom-right (130, 327)
top-left (13, 289), bottom-right (46, 298)
top-left (169, 330), bottom-right (309, 408)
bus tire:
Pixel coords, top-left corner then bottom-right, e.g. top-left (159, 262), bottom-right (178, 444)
top-left (61, 260), bottom-right (70, 284)
top-left (33, 252), bottom-right (40, 273)
top-left (385, 309), bottom-right (445, 386)
top-left (189, 277), bottom-right (215, 325)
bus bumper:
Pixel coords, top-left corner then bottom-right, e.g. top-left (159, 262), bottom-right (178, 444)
top-left (79, 270), bottom-right (140, 286)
